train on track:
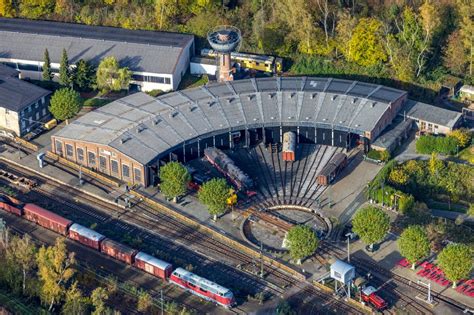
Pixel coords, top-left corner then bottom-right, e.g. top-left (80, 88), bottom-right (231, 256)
top-left (201, 48), bottom-right (283, 74)
top-left (204, 147), bottom-right (256, 197)
top-left (282, 131), bottom-right (296, 162)
top-left (0, 195), bottom-right (236, 308)
top-left (316, 152), bottom-right (347, 186)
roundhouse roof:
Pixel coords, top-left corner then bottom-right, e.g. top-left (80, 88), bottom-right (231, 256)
top-left (53, 77), bottom-right (407, 165)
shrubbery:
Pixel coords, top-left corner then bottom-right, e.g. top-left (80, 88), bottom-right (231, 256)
top-left (415, 135), bottom-right (458, 155)
top-left (366, 149), bottom-right (390, 162)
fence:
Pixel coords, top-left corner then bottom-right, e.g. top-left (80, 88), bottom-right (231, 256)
top-left (13, 137), bottom-right (39, 152)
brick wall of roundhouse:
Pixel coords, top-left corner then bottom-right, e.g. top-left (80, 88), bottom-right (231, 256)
top-left (369, 95), bottom-right (407, 140)
top-left (51, 136), bottom-right (147, 186)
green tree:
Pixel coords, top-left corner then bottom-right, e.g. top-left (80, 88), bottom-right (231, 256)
top-left (19, 0), bottom-right (55, 18)
top-left (444, 30), bottom-right (468, 75)
top-left (159, 161), bottom-right (190, 201)
top-left (347, 18), bottom-right (387, 67)
top-left (42, 48), bottom-right (53, 81)
top-left (352, 206), bottom-right (390, 248)
top-left (91, 287), bottom-right (109, 315)
top-left (96, 56), bottom-right (132, 93)
top-left (468, 204), bottom-right (474, 217)
top-left (0, 0), bottom-right (14, 17)
top-left (37, 238), bottom-right (76, 311)
top-left (457, 0), bottom-right (473, 76)
top-left (398, 225), bottom-right (430, 269)
top-left (73, 59), bottom-right (95, 91)
top-left (154, 0), bottom-right (178, 30)
top-left (62, 281), bottom-right (89, 315)
top-left (198, 178), bottom-right (230, 221)
top-left (59, 48), bottom-right (71, 86)
top-left (286, 225), bottom-right (319, 264)
top-left (438, 243), bottom-right (473, 288)
top-left (49, 88), bottom-right (83, 123)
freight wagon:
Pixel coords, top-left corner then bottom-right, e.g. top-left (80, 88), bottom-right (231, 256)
top-left (0, 195), bottom-right (23, 216)
top-left (68, 223), bottom-right (105, 250)
top-left (282, 131), bottom-right (296, 162)
top-left (101, 239), bottom-right (138, 265)
top-left (23, 203), bottom-right (72, 236)
top-left (317, 153), bottom-right (347, 186)
top-left (134, 251), bottom-right (173, 280)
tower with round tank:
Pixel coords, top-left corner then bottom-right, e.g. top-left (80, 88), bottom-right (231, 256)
top-left (207, 26), bottom-right (241, 82)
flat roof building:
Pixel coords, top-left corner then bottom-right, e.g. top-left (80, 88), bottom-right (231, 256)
top-left (401, 100), bottom-right (462, 135)
top-left (0, 64), bottom-right (51, 137)
top-left (51, 77), bottom-right (408, 186)
top-left (0, 18), bottom-right (194, 92)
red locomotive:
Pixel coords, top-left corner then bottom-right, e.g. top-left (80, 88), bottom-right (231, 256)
top-left (0, 195), bottom-right (236, 308)
top-left (170, 267), bottom-right (235, 308)
top-left (361, 286), bottom-right (387, 311)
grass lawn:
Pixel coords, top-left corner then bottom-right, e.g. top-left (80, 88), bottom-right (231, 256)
top-left (458, 146), bottom-right (474, 164)
top-left (178, 72), bottom-right (209, 90)
top-left (83, 98), bottom-right (111, 107)
top-left (427, 200), bottom-right (468, 213)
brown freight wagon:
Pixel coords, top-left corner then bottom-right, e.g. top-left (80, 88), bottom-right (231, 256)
top-left (68, 223), bottom-right (106, 251)
top-left (317, 153), bottom-right (347, 186)
top-left (101, 239), bottom-right (137, 265)
top-left (0, 195), bottom-right (23, 216)
top-left (23, 203), bottom-right (72, 236)
top-left (282, 131), bottom-right (296, 162)
top-left (134, 251), bottom-right (173, 280)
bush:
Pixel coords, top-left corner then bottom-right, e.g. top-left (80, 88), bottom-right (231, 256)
top-left (416, 135), bottom-right (458, 155)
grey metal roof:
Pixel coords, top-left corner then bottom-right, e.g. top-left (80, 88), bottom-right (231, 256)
top-left (0, 63), bottom-right (18, 77)
top-left (0, 70), bottom-right (50, 112)
top-left (135, 251), bottom-right (172, 270)
top-left (69, 223), bottom-right (106, 242)
top-left (403, 100), bottom-right (462, 129)
top-left (0, 18), bottom-right (194, 74)
top-left (371, 118), bottom-right (413, 150)
top-left (53, 77), bottom-right (407, 165)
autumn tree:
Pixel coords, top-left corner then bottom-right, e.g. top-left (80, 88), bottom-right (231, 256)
top-left (62, 281), bottom-right (89, 315)
top-left (444, 30), bottom-right (468, 75)
top-left (198, 178), bottom-right (230, 221)
top-left (0, 0), bottom-right (14, 17)
top-left (154, 0), bottom-right (178, 30)
top-left (19, 0), bottom-right (55, 18)
top-left (286, 225), bottom-right (319, 264)
top-left (347, 18), bottom-right (387, 67)
top-left (96, 56), bottom-right (132, 93)
top-left (59, 48), bottom-right (71, 86)
top-left (456, 0), bottom-right (473, 76)
top-left (438, 243), bottom-right (473, 288)
top-left (49, 88), bottom-right (83, 123)
top-left (159, 161), bottom-right (191, 201)
top-left (91, 287), bottom-right (109, 315)
top-left (352, 206), bottom-right (390, 249)
top-left (137, 290), bottom-right (153, 313)
top-left (398, 225), bottom-right (430, 269)
top-left (389, 168), bottom-right (409, 186)
top-left (42, 48), bottom-right (53, 81)
top-left (449, 129), bottom-right (471, 149)
top-left (37, 237), bottom-right (76, 311)
top-left (8, 234), bottom-right (37, 294)
top-left (336, 10), bottom-right (357, 59)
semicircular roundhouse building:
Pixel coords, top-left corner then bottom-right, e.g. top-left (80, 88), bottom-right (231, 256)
top-left (51, 77), bottom-right (408, 186)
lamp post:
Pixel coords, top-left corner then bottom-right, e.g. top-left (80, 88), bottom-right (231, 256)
top-left (417, 280), bottom-right (433, 304)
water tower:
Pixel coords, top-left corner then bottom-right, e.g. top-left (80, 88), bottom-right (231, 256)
top-left (207, 25), bottom-right (241, 82)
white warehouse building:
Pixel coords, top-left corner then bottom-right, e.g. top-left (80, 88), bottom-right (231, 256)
top-left (0, 18), bottom-right (195, 92)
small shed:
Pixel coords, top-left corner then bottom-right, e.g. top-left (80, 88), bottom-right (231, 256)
top-left (330, 259), bottom-right (355, 285)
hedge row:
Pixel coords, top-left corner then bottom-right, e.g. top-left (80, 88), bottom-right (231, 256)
top-left (415, 135), bottom-right (458, 155)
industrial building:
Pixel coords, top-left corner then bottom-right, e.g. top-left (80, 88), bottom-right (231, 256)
top-left (402, 100), bottom-right (462, 135)
top-left (0, 64), bottom-right (51, 137)
top-left (0, 18), bottom-right (194, 92)
top-left (51, 77), bottom-right (408, 186)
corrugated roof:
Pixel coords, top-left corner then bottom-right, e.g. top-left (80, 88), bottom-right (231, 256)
top-left (69, 223), bottom-right (105, 242)
top-left (330, 259), bottom-right (355, 274)
top-left (135, 251), bottom-right (172, 270)
top-left (0, 18), bottom-right (194, 75)
top-left (0, 66), bottom-right (50, 112)
top-left (23, 203), bottom-right (72, 226)
top-left (53, 77), bottom-right (407, 165)
top-left (403, 100), bottom-right (462, 129)
top-left (101, 239), bottom-right (136, 255)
